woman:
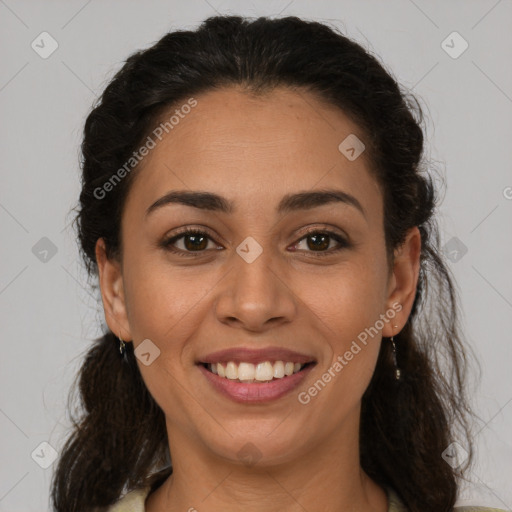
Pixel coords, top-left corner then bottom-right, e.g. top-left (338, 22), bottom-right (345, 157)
top-left (50, 15), bottom-right (506, 512)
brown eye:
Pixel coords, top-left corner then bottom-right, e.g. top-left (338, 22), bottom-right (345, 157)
top-left (305, 233), bottom-right (330, 251)
top-left (181, 232), bottom-right (209, 251)
top-left (292, 230), bottom-right (350, 254)
top-left (162, 228), bottom-right (219, 256)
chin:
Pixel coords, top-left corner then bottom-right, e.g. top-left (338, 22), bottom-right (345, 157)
top-left (199, 422), bottom-right (309, 469)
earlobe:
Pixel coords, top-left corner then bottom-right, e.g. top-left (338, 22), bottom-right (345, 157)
top-left (383, 226), bottom-right (421, 338)
top-left (95, 238), bottom-right (132, 341)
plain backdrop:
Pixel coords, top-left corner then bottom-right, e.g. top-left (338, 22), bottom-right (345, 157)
top-left (1, 1), bottom-right (511, 510)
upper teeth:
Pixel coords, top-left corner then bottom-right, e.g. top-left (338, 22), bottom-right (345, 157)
top-left (209, 361), bottom-right (304, 382)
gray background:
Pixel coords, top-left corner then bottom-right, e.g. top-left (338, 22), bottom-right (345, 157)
top-left (1, 0), bottom-right (511, 510)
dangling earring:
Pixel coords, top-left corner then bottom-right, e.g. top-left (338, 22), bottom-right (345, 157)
top-left (390, 325), bottom-right (401, 381)
top-left (118, 334), bottom-right (127, 362)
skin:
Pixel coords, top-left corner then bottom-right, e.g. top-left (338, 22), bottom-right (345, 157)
top-left (96, 86), bottom-right (421, 512)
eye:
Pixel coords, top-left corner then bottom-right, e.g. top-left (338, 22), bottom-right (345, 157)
top-left (161, 228), bottom-right (221, 257)
top-left (291, 228), bottom-right (350, 255)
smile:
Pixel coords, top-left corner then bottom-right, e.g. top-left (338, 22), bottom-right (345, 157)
top-left (204, 360), bottom-right (311, 383)
top-left (198, 361), bottom-right (316, 403)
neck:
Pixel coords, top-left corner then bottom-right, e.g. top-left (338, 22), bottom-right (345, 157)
top-left (146, 415), bottom-right (388, 512)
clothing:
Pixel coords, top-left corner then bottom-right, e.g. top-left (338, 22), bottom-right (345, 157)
top-left (106, 484), bottom-right (508, 511)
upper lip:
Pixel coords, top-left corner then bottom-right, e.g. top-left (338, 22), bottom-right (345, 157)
top-left (198, 347), bottom-right (316, 365)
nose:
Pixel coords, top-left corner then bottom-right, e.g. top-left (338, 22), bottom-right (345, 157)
top-left (214, 244), bottom-right (297, 332)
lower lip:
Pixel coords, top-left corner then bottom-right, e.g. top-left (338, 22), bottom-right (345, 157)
top-left (198, 364), bottom-right (315, 403)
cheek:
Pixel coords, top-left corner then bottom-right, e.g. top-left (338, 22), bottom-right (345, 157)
top-left (121, 262), bottom-right (215, 424)
top-left (298, 253), bottom-right (388, 390)
top-left (123, 258), bottom-right (211, 343)
top-left (303, 257), bottom-right (389, 339)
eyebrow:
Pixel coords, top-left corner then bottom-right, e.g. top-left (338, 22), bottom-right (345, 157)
top-left (145, 188), bottom-right (366, 219)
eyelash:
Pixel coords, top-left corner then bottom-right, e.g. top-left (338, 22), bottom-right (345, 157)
top-left (161, 226), bottom-right (350, 258)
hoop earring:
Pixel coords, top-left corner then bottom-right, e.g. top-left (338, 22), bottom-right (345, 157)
top-left (390, 325), bottom-right (401, 381)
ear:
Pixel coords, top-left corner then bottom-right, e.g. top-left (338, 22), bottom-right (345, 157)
top-left (382, 226), bottom-right (421, 338)
top-left (95, 238), bottom-right (132, 342)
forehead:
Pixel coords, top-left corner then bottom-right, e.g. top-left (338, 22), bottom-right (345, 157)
top-left (123, 86), bottom-right (382, 221)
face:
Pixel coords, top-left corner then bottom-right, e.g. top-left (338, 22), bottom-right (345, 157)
top-left (96, 86), bottom-right (420, 468)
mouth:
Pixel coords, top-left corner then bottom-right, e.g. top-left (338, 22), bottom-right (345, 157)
top-left (197, 359), bottom-right (317, 403)
top-left (200, 360), bottom-right (316, 383)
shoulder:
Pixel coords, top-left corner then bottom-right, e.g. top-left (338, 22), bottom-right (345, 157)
top-left (103, 485), bottom-right (509, 512)
top-left (104, 485), bottom-right (151, 512)
top-left (386, 487), bottom-right (509, 512)
top-left (454, 507), bottom-right (509, 512)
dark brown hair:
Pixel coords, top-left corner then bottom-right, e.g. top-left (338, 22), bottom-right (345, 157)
top-left (51, 15), bottom-right (479, 512)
